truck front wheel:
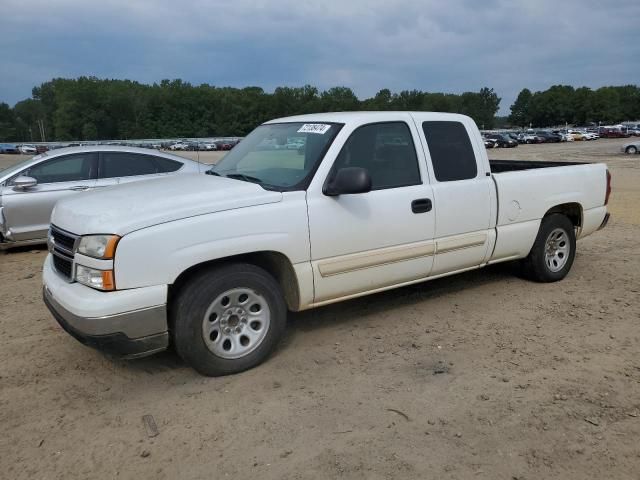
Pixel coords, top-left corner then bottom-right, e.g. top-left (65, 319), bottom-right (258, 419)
top-left (171, 263), bottom-right (287, 376)
top-left (520, 214), bottom-right (576, 282)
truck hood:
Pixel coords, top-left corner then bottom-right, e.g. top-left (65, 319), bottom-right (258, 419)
top-left (51, 174), bottom-right (283, 236)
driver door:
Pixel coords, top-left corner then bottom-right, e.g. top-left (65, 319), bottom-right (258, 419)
top-left (2, 152), bottom-right (97, 241)
top-left (306, 119), bottom-right (436, 304)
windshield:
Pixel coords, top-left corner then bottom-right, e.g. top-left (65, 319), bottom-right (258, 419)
top-left (0, 154), bottom-right (45, 180)
top-left (209, 122), bottom-right (342, 190)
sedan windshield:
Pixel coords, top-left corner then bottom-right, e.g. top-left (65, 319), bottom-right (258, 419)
top-left (209, 122), bottom-right (342, 190)
top-left (0, 154), bottom-right (45, 181)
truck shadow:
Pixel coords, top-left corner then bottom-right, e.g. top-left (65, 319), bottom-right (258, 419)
top-left (1, 243), bottom-right (48, 254)
top-left (121, 262), bottom-right (521, 375)
top-left (284, 262), bottom-right (520, 338)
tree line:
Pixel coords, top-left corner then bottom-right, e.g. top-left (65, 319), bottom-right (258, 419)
top-left (0, 77), bottom-right (500, 142)
top-left (508, 85), bottom-right (640, 128)
top-left (1, 77), bottom-right (638, 142)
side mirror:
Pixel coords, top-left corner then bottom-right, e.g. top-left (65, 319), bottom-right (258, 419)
top-left (13, 176), bottom-right (38, 190)
top-left (324, 167), bottom-right (372, 196)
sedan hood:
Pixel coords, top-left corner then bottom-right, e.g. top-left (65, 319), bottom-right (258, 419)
top-left (51, 174), bottom-right (283, 236)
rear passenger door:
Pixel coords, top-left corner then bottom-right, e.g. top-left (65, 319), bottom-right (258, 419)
top-left (413, 116), bottom-right (493, 275)
top-left (98, 152), bottom-right (182, 186)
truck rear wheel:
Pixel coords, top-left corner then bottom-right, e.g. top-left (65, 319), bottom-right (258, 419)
top-left (171, 263), bottom-right (287, 376)
top-left (520, 214), bottom-right (576, 282)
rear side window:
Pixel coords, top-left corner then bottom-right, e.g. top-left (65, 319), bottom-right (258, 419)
top-left (100, 152), bottom-right (159, 178)
top-left (331, 122), bottom-right (421, 190)
top-left (422, 121), bottom-right (477, 182)
top-left (154, 157), bottom-right (183, 173)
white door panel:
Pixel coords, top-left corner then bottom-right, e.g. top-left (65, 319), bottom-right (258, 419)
top-left (430, 178), bottom-right (493, 238)
top-left (308, 185), bottom-right (436, 302)
top-left (431, 231), bottom-right (491, 275)
top-left (307, 116), bottom-right (436, 303)
top-left (428, 178), bottom-right (493, 274)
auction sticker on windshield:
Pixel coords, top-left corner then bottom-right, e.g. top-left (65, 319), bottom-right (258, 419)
top-left (297, 124), bottom-right (331, 134)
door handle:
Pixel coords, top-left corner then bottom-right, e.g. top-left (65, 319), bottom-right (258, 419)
top-left (411, 198), bottom-right (432, 213)
top-left (70, 186), bottom-right (90, 191)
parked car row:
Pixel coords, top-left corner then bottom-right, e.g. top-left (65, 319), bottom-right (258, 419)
top-left (0, 144), bottom-right (20, 154)
top-left (483, 133), bottom-right (518, 148)
top-left (0, 138), bottom-right (243, 155)
top-left (481, 128), bottom-right (608, 149)
top-left (622, 123), bottom-right (640, 136)
top-left (167, 140), bottom-right (239, 151)
top-left (0, 143), bottom-right (49, 154)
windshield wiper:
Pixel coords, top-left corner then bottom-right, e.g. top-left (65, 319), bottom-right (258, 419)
top-left (208, 170), bottom-right (278, 190)
top-left (225, 173), bottom-right (265, 184)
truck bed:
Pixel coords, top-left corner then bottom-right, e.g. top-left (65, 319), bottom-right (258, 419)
top-left (489, 159), bottom-right (585, 173)
top-left (488, 159), bottom-right (607, 264)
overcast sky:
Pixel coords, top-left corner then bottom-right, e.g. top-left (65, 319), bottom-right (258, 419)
top-left (2, 0), bottom-right (639, 114)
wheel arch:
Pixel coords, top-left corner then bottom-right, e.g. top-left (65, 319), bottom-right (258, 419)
top-left (168, 250), bottom-right (301, 312)
top-left (543, 202), bottom-right (582, 228)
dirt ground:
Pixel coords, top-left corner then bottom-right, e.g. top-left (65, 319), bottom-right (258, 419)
top-left (1, 139), bottom-right (639, 480)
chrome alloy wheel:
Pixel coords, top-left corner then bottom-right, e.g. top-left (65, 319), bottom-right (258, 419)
top-left (544, 228), bottom-right (570, 272)
top-left (202, 288), bottom-right (271, 359)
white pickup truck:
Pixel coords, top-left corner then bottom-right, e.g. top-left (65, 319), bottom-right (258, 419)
top-left (43, 112), bottom-right (611, 376)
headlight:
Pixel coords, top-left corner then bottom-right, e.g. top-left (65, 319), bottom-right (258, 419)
top-left (77, 235), bottom-right (120, 259)
top-left (76, 264), bottom-right (115, 291)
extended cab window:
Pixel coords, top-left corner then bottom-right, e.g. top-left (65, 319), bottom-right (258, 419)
top-left (422, 121), bottom-right (477, 182)
top-left (25, 153), bottom-right (97, 184)
top-left (100, 152), bottom-right (160, 178)
top-left (331, 122), bottom-right (421, 190)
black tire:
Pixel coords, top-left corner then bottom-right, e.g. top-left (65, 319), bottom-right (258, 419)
top-left (520, 214), bottom-right (576, 282)
top-left (626, 145), bottom-right (638, 154)
top-left (171, 263), bottom-right (287, 376)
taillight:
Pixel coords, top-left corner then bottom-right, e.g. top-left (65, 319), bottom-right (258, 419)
top-left (605, 169), bottom-right (612, 205)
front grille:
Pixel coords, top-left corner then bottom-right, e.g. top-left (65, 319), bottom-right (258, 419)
top-left (50, 225), bottom-right (77, 253)
top-left (49, 225), bottom-right (79, 281)
top-left (52, 254), bottom-right (73, 279)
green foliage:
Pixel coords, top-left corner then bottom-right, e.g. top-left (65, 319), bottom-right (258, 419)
top-left (0, 102), bottom-right (16, 140)
top-left (1, 77), bottom-right (504, 141)
top-left (509, 88), bottom-right (533, 127)
top-left (3, 77), bottom-right (639, 141)
top-left (509, 84), bottom-right (640, 127)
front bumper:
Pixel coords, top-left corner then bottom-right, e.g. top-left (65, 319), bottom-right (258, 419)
top-left (43, 255), bottom-right (169, 359)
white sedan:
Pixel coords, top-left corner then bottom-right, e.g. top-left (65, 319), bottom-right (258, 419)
top-left (0, 146), bottom-right (204, 249)
top-left (583, 132), bottom-right (599, 140)
top-left (18, 144), bottom-right (37, 154)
